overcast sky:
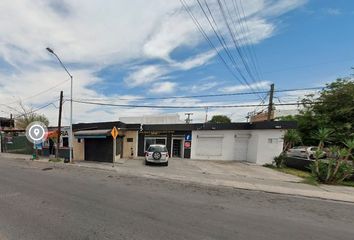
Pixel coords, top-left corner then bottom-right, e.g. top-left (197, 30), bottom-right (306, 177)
top-left (0, 0), bottom-right (353, 125)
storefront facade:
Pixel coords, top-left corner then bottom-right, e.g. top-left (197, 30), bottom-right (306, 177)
top-left (72, 121), bottom-right (140, 162)
top-left (71, 120), bottom-right (297, 165)
top-left (137, 130), bottom-right (191, 158)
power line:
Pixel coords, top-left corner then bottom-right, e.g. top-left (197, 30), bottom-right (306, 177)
top-left (74, 86), bottom-right (324, 102)
top-left (13, 100), bottom-right (59, 119)
top-left (72, 99), bottom-right (323, 109)
top-left (216, 0), bottom-right (259, 88)
top-left (232, 0), bottom-right (264, 84)
top-left (3, 78), bottom-right (69, 106)
top-left (195, 0), bottom-right (263, 99)
top-left (179, 0), bottom-right (262, 100)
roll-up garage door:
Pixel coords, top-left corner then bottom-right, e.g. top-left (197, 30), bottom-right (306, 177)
top-left (196, 135), bottom-right (223, 156)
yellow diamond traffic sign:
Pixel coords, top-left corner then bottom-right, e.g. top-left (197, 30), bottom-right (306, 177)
top-left (111, 127), bottom-right (119, 139)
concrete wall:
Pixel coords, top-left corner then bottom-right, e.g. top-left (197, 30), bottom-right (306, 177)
top-left (251, 130), bottom-right (284, 165)
top-left (122, 131), bottom-right (138, 158)
top-left (191, 129), bottom-right (284, 165)
top-left (191, 130), bottom-right (251, 161)
top-left (73, 138), bottom-right (84, 161)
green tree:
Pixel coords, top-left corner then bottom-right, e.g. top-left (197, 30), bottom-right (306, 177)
top-left (313, 128), bottom-right (334, 149)
top-left (280, 79), bottom-right (354, 146)
top-left (343, 138), bottom-right (354, 162)
top-left (283, 129), bottom-right (302, 151)
top-left (209, 115), bottom-right (231, 124)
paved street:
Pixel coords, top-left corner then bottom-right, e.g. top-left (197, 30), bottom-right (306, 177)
top-left (0, 157), bottom-right (354, 240)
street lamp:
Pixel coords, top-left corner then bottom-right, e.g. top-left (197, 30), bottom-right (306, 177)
top-left (46, 47), bottom-right (73, 163)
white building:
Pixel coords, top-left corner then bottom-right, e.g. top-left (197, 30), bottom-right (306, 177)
top-left (191, 122), bottom-right (293, 165)
top-left (119, 114), bottom-right (184, 124)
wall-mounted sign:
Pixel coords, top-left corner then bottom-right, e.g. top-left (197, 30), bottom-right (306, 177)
top-left (184, 141), bottom-right (191, 149)
top-left (142, 131), bottom-right (175, 135)
top-left (184, 134), bottom-right (192, 141)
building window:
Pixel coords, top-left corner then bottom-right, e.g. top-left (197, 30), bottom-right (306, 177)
top-left (268, 138), bottom-right (279, 144)
top-left (144, 137), bottom-right (166, 151)
top-left (127, 138), bottom-right (133, 142)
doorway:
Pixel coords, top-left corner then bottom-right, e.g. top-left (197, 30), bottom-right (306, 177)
top-left (172, 138), bottom-right (183, 158)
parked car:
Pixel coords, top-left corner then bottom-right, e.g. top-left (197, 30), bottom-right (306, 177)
top-left (286, 146), bottom-right (326, 159)
top-left (145, 144), bottom-right (169, 166)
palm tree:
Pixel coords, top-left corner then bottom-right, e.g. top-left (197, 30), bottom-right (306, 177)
top-left (283, 129), bottom-right (302, 151)
top-left (313, 128), bottom-right (334, 150)
top-left (343, 138), bottom-right (354, 161)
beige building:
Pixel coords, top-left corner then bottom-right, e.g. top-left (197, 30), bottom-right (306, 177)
top-left (72, 122), bottom-right (140, 162)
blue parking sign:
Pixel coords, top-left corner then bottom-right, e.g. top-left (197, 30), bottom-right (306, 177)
top-left (184, 134), bottom-right (192, 141)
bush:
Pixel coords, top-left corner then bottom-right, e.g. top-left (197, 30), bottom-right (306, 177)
top-left (310, 159), bottom-right (353, 184)
top-left (273, 153), bottom-right (286, 168)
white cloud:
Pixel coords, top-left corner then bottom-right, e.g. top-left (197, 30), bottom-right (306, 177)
top-left (142, 8), bottom-right (201, 61)
top-left (191, 82), bottom-right (219, 92)
top-left (261, 0), bottom-right (308, 16)
top-left (172, 51), bottom-right (216, 70)
top-left (124, 65), bottom-right (167, 87)
top-left (219, 81), bottom-right (271, 93)
top-left (324, 8), bottom-right (342, 16)
top-left (0, 0), bottom-right (308, 124)
top-left (149, 82), bottom-right (177, 94)
top-left (124, 50), bottom-right (217, 87)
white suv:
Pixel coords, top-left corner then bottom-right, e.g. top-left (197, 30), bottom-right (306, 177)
top-left (145, 144), bottom-right (169, 166)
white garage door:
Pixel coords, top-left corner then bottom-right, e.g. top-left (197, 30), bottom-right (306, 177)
top-left (196, 136), bottom-right (223, 156)
top-left (234, 138), bottom-right (248, 161)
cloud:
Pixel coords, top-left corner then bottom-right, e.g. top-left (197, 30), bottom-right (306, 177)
top-left (142, 8), bottom-right (201, 61)
top-left (219, 81), bottom-right (271, 93)
top-left (261, 0), bottom-right (308, 16)
top-left (124, 65), bottom-right (168, 87)
top-left (324, 8), bottom-right (342, 16)
top-left (172, 51), bottom-right (216, 70)
top-left (124, 50), bottom-right (217, 87)
top-left (0, 0), bottom-right (308, 124)
top-left (149, 82), bottom-right (177, 94)
top-left (190, 82), bottom-right (219, 92)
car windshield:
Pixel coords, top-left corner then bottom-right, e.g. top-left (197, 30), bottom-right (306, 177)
top-left (148, 146), bottom-right (167, 152)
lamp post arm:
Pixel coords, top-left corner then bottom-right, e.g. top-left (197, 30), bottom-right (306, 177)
top-left (51, 52), bottom-right (72, 78)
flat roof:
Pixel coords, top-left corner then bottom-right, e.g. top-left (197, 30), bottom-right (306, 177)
top-left (73, 121), bottom-right (296, 132)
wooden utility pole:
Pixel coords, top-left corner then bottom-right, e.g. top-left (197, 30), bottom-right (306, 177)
top-left (267, 84), bottom-right (274, 121)
top-left (56, 91), bottom-right (63, 158)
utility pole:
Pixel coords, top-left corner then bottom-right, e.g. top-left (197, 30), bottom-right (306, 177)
top-left (56, 91), bottom-right (63, 158)
top-left (204, 107), bottom-right (209, 123)
top-left (185, 113), bottom-right (193, 124)
top-left (267, 84), bottom-right (274, 121)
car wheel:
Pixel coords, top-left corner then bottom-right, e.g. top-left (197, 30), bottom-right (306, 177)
top-left (152, 151), bottom-right (162, 160)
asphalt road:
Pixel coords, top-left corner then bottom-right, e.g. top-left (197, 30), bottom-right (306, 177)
top-left (0, 157), bottom-right (354, 240)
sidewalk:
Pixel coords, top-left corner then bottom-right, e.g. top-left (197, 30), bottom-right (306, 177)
top-left (1, 152), bottom-right (354, 203)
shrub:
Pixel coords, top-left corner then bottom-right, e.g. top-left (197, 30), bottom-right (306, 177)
top-left (310, 159), bottom-right (353, 184)
top-left (273, 153), bottom-right (286, 168)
